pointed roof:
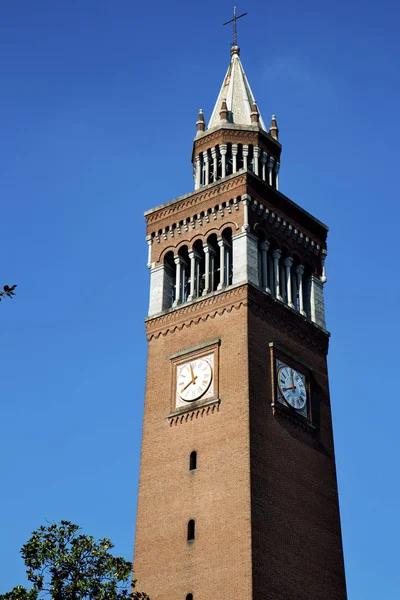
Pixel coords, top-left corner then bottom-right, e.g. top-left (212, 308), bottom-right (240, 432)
top-left (208, 46), bottom-right (266, 131)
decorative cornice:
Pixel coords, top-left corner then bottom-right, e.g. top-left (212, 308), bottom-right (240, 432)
top-left (247, 286), bottom-right (329, 353)
top-left (147, 193), bottom-right (325, 263)
top-left (271, 402), bottom-right (316, 434)
top-left (146, 283), bottom-right (329, 351)
top-left (193, 127), bottom-right (281, 158)
top-left (146, 173), bottom-right (246, 226)
top-left (146, 284), bottom-right (248, 341)
top-left (168, 399), bottom-right (220, 426)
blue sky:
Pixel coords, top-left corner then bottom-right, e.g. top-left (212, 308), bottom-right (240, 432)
top-left (1, 1), bottom-right (399, 597)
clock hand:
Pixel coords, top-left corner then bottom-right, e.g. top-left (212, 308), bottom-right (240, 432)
top-left (181, 375), bottom-right (197, 394)
top-left (181, 375), bottom-right (198, 393)
top-left (282, 386), bottom-right (296, 392)
top-left (189, 363), bottom-right (196, 384)
top-left (290, 369), bottom-right (295, 389)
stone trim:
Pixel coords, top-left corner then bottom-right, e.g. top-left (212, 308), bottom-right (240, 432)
top-left (146, 283), bottom-right (329, 352)
top-left (169, 339), bottom-right (221, 360)
top-left (168, 399), bottom-right (221, 426)
top-left (146, 284), bottom-right (248, 341)
top-left (145, 173), bottom-right (246, 223)
top-left (268, 342), bottom-right (314, 372)
top-left (147, 188), bottom-right (325, 263)
top-left (271, 402), bottom-right (316, 434)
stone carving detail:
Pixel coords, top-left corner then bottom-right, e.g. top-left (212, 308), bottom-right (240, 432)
top-left (146, 175), bottom-right (246, 225)
top-left (169, 401), bottom-right (220, 426)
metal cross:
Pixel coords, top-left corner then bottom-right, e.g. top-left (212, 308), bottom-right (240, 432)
top-left (223, 6), bottom-right (248, 47)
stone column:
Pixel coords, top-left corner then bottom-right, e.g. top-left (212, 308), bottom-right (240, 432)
top-left (295, 265), bottom-right (306, 316)
top-left (173, 256), bottom-right (182, 306)
top-left (253, 146), bottom-right (260, 176)
top-left (225, 244), bottom-right (232, 286)
top-left (203, 151), bottom-right (209, 186)
top-left (321, 249), bottom-right (327, 283)
top-left (243, 145), bottom-right (249, 170)
top-left (309, 275), bottom-right (326, 329)
top-left (148, 264), bottom-right (174, 316)
top-left (217, 239), bottom-right (225, 289)
top-left (195, 155), bottom-right (201, 190)
top-left (211, 147), bottom-right (217, 183)
top-left (291, 268), bottom-right (298, 310)
top-left (209, 249), bottom-right (216, 292)
top-left (275, 162), bottom-right (280, 190)
top-left (268, 157), bottom-right (274, 186)
top-left (242, 194), bottom-right (250, 231)
top-left (232, 144), bottom-right (238, 173)
top-left (261, 152), bottom-right (267, 181)
top-left (187, 250), bottom-right (197, 301)
top-left (284, 257), bottom-right (294, 308)
top-left (232, 230), bottom-right (259, 287)
top-left (280, 263), bottom-right (286, 302)
top-left (146, 235), bottom-right (152, 268)
top-left (220, 144), bottom-right (227, 179)
top-left (260, 241), bottom-right (271, 293)
top-left (268, 255), bottom-right (274, 294)
top-left (272, 249), bottom-right (283, 301)
top-left (203, 245), bottom-right (211, 295)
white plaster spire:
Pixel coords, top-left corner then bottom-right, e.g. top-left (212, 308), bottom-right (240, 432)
top-left (208, 46), bottom-right (266, 131)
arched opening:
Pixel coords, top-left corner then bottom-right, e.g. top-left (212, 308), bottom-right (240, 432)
top-left (237, 144), bottom-right (244, 170)
top-left (206, 233), bottom-right (220, 291)
top-left (190, 450), bottom-right (197, 471)
top-left (221, 227), bottom-right (233, 286)
top-left (303, 261), bottom-right (314, 318)
top-left (280, 246), bottom-right (291, 305)
top-left (187, 519), bottom-right (195, 541)
top-left (267, 239), bottom-right (279, 298)
top-left (163, 251), bottom-right (175, 308)
top-left (186, 595), bottom-right (193, 600)
top-left (256, 228), bottom-right (268, 290)
top-left (248, 144), bottom-right (254, 172)
top-left (193, 239), bottom-right (205, 298)
top-left (226, 142), bottom-right (233, 177)
top-left (178, 246), bottom-right (190, 303)
top-left (292, 254), bottom-right (303, 312)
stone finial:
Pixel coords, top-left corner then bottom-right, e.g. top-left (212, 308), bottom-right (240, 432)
top-left (220, 98), bottom-right (229, 123)
top-left (269, 114), bottom-right (279, 140)
top-left (196, 109), bottom-right (206, 134)
top-left (250, 101), bottom-right (260, 124)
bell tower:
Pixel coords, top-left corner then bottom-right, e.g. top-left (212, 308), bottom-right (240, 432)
top-left (134, 37), bottom-right (347, 600)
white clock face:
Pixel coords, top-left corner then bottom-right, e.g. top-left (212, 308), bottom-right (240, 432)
top-left (277, 365), bottom-right (307, 410)
top-left (177, 358), bottom-right (213, 402)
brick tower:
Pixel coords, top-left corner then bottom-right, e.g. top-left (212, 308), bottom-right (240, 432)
top-left (133, 40), bottom-right (348, 600)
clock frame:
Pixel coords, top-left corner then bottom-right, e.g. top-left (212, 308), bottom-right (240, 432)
top-left (170, 339), bottom-right (220, 412)
top-left (269, 342), bottom-right (314, 428)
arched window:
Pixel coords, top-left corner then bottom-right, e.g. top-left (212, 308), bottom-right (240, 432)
top-left (190, 451), bottom-right (197, 471)
top-left (187, 519), bottom-right (195, 541)
top-left (186, 595), bottom-right (193, 600)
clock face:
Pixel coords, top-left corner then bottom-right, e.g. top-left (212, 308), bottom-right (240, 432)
top-left (277, 365), bottom-right (307, 410)
top-left (177, 358), bottom-right (213, 402)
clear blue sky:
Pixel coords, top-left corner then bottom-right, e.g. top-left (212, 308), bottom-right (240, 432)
top-left (1, 1), bottom-right (399, 597)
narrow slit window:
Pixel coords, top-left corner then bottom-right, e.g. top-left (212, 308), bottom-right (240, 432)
top-left (186, 595), bottom-right (193, 600)
top-left (190, 451), bottom-right (197, 471)
top-left (187, 519), bottom-right (195, 541)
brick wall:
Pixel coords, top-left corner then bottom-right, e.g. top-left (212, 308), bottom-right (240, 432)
top-left (134, 285), bottom-right (347, 599)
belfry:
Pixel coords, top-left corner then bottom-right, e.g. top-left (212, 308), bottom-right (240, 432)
top-left (134, 26), bottom-right (347, 600)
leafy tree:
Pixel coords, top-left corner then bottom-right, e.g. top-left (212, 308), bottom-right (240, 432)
top-left (0, 521), bottom-right (149, 600)
top-left (0, 284), bottom-right (17, 301)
